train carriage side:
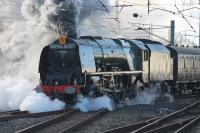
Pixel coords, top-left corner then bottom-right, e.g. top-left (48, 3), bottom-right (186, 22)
top-left (167, 46), bottom-right (200, 93)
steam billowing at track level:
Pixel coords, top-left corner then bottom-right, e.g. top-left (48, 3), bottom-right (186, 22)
top-left (0, 0), bottom-right (116, 113)
top-left (1, 0), bottom-right (200, 113)
top-left (0, 78), bottom-right (65, 113)
top-left (0, 77), bottom-right (114, 113)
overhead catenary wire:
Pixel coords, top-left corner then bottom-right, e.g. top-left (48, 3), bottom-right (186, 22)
top-left (128, 22), bottom-right (170, 28)
top-left (0, 0), bottom-right (199, 44)
top-left (0, 1), bottom-right (199, 19)
top-left (178, 6), bottom-right (200, 12)
top-left (0, 2), bottom-right (198, 23)
top-left (147, 1), bottom-right (199, 18)
top-left (97, 0), bottom-right (110, 13)
top-left (130, 23), bottom-right (170, 43)
top-left (175, 4), bottom-right (197, 33)
top-left (3, 0), bottom-right (200, 8)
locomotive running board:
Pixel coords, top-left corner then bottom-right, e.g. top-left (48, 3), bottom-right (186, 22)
top-left (86, 71), bottom-right (142, 76)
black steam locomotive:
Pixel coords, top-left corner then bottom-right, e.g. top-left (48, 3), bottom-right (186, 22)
top-left (39, 36), bottom-right (200, 103)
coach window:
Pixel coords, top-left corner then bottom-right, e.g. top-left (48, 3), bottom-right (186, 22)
top-left (183, 57), bottom-right (186, 69)
top-left (192, 57), bottom-right (195, 69)
top-left (143, 51), bottom-right (148, 61)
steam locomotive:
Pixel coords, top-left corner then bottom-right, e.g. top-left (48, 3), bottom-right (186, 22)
top-left (39, 36), bottom-right (200, 103)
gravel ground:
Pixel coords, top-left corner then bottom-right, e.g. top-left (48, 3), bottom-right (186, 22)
top-left (72, 97), bottom-right (198, 133)
top-left (35, 112), bottom-right (92, 133)
top-left (0, 97), bottom-right (199, 133)
top-left (0, 115), bottom-right (58, 133)
top-left (192, 125), bottom-right (200, 133)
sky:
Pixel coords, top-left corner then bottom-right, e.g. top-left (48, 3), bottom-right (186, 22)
top-left (0, 0), bottom-right (199, 45)
top-left (106, 0), bottom-right (200, 45)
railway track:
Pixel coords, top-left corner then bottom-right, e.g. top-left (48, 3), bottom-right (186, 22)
top-left (174, 93), bottom-right (200, 100)
top-left (103, 100), bottom-right (200, 133)
top-left (0, 110), bottom-right (28, 115)
top-left (15, 108), bottom-right (108, 133)
top-left (0, 109), bottom-right (72, 122)
top-left (1, 93), bottom-right (199, 133)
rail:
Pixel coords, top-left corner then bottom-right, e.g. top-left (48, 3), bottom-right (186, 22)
top-left (0, 109), bottom-right (72, 122)
top-left (15, 110), bottom-right (76, 133)
top-left (102, 100), bottom-right (200, 133)
top-left (60, 108), bottom-right (108, 133)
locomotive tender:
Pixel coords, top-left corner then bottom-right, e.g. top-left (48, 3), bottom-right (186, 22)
top-left (39, 36), bottom-right (200, 103)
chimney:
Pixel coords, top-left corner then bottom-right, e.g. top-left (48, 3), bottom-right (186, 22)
top-left (170, 20), bottom-right (175, 45)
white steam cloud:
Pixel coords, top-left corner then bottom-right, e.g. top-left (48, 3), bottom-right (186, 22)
top-left (0, 77), bottom-right (33, 111)
top-left (20, 92), bottom-right (65, 113)
top-left (125, 90), bottom-right (159, 106)
top-left (0, 77), bottom-right (65, 113)
top-left (125, 87), bottom-right (174, 106)
top-left (0, 0), bottom-right (111, 112)
top-left (0, 0), bottom-right (111, 79)
top-left (74, 95), bottom-right (113, 112)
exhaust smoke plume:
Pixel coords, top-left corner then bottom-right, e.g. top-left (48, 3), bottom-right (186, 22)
top-left (0, 0), bottom-right (111, 112)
